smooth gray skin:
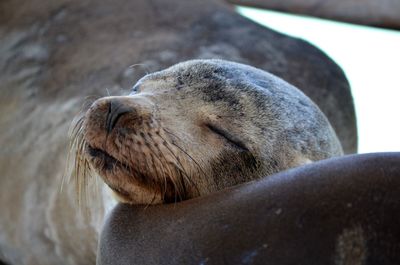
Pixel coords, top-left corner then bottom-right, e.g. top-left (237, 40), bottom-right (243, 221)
top-left (98, 152), bottom-right (400, 265)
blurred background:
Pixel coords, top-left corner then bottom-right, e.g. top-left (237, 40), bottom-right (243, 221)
top-left (238, 6), bottom-right (400, 153)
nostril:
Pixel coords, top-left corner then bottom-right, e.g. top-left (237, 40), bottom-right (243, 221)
top-left (106, 99), bottom-right (132, 133)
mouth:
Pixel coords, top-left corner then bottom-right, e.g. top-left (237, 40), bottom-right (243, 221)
top-left (85, 144), bottom-right (167, 203)
top-left (86, 144), bottom-right (131, 172)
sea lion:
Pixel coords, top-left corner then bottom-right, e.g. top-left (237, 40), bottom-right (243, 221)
top-left (97, 152), bottom-right (400, 265)
top-left (71, 59), bottom-right (343, 205)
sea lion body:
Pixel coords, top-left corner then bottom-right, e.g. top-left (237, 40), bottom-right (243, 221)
top-left (98, 152), bottom-right (400, 265)
top-left (77, 59), bottom-right (343, 204)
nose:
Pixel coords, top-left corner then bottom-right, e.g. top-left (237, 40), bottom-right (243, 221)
top-left (106, 99), bottom-right (133, 133)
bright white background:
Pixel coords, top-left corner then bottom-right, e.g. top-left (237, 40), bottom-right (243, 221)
top-left (238, 7), bottom-right (400, 153)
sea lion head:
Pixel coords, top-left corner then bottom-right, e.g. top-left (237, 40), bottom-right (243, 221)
top-left (69, 59), bottom-right (343, 204)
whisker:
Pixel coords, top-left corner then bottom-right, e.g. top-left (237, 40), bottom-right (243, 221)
top-left (152, 149), bottom-right (183, 203)
top-left (140, 133), bottom-right (185, 202)
top-left (150, 153), bottom-right (167, 200)
top-left (159, 131), bottom-right (204, 194)
top-left (163, 129), bottom-right (207, 177)
top-left (63, 110), bottom-right (99, 214)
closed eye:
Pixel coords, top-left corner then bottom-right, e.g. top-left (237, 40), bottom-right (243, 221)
top-left (205, 124), bottom-right (249, 151)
